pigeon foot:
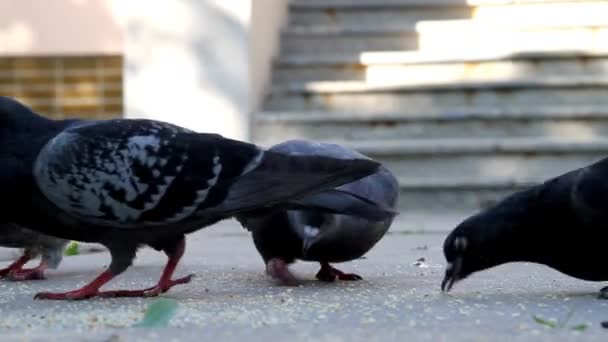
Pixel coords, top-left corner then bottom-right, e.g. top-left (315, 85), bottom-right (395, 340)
top-left (35, 270), bottom-right (116, 300)
top-left (36, 238), bottom-right (191, 300)
top-left (316, 262), bottom-right (363, 282)
top-left (0, 254), bottom-right (32, 278)
top-left (266, 258), bottom-right (299, 286)
top-left (100, 274), bottom-right (194, 298)
top-left (6, 261), bottom-right (48, 281)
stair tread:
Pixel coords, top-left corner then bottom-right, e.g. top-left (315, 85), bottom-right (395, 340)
top-left (289, 0), bottom-right (470, 9)
top-left (271, 76), bottom-right (608, 94)
top-left (288, 0), bottom-right (577, 9)
top-left (276, 49), bottom-right (608, 67)
top-left (284, 21), bottom-right (608, 36)
top-left (255, 106), bottom-right (608, 123)
top-left (396, 177), bottom-right (540, 189)
top-left (257, 137), bottom-right (608, 154)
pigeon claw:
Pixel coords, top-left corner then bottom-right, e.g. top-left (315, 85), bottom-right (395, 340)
top-left (99, 274), bottom-right (194, 298)
top-left (34, 270), bottom-right (116, 300)
top-left (34, 289), bottom-right (100, 300)
top-left (337, 273), bottom-right (363, 281)
top-left (34, 274), bottom-right (194, 300)
top-left (316, 262), bottom-right (363, 282)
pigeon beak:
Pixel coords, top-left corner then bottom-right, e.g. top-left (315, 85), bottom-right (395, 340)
top-left (302, 238), bottom-right (315, 257)
top-left (441, 257), bottom-right (462, 292)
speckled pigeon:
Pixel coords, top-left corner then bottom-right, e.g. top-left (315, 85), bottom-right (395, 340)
top-left (235, 139), bottom-right (399, 285)
top-left (0, 223), bottom-right (69, 281)
top-left (0, 96), bottom-right (388, 300)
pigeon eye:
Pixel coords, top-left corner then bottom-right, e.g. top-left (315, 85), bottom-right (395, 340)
top-left (453, 237), bottom-right (468, 252)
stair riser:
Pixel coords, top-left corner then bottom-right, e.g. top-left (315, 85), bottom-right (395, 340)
top-left (254, 117), bottom-right (608, 142)
top-left (362, 153), bottom-right (605, 184)
top-left (273, 58), bottom-right (608, 84)
top-left (289, 7), bottom-right (471, 29)
top-left (397, 187), bottom-right (527, 212)
top-left (280, 33), bottom-right (417, 56)
top-left (289, 2), bottom-right (608, 31)
top-left (280, 27), bottom-right (608, 58)
top-left (273, 65), bottom-right (366, 83)
top-left (266, 88), bottom-right (608, 113)
top-left (455, 1), bottom-right (608, 27)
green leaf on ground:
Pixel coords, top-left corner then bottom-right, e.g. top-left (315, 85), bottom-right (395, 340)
top-left (570, 324), bottom-right (589, 332)
top-left (134, 298), bottom-right (179, 328)
top-left (64, 241), bottom-right (80, 256)
top-left (533, 316), bottom-right (557, 328)
top-left (532, 310), bottom-right (588, 332)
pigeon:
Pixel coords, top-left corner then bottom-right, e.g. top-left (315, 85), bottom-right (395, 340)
top-left (0, 223), bottom-right (69, 280)
top-left (235, 139), bottom-right (399, 285)
top-left (0, 96), bottom-right (391, 300)
top-left (441, 156), bottom-right (608, 297)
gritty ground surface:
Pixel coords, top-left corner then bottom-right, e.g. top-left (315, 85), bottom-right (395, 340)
top-left (0, 215), bottom-right (607, 341)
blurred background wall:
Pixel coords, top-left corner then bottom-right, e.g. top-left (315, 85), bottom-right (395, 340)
top-left (0, 0), bottom-right (124, 120)
top-left (3, 0), bottom-right (608, 218)
top-left (0, 0), bottom-right (287, 141)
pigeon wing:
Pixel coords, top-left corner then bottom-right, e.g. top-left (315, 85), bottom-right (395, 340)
top-left (32, 119), bottom-right (261, 228)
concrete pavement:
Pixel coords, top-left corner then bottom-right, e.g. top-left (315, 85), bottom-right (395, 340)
top-left (0, 217), bottom-right (606, 341)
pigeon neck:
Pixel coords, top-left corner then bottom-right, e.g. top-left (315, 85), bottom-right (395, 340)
top-left (0, 108), bottom-right (76, 162)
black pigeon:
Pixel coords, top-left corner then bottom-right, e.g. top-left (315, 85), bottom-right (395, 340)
top-left (236, 139), bottom-right (399, 285)
top-left (0, 223), bottom-right (69, 280)
top-left (441, 156), bottom-right (608, 296)
top-left (0, 96), bottom-right (386, 300)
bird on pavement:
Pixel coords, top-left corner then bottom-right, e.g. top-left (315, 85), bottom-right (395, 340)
top-left (0, 223), bottom-right (69, 281)
top-left (441, 156), bottom-right (608, 298)
top-left (0, 96), bottom-right (391, 300)
top-left (236, 139), bottom-right (399, 285)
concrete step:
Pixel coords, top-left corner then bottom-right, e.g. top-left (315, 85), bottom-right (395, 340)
top-left (417, 22), bottom-right (608, 53)
top-left (395, 178), bottom-right (535, 212)
top-left (279, 29), bottom-right (418, 56)
top-left (288, 1), bottom-right (608, 31)
top-left (253, 106), bottom-right (608, 142)
top-left (272, 50), bottom-right (608, 84)
top-left (289, 7), bottom-right (470, 32)
top-left (288, 0), bottom-right (587, 8)
top-left (265, 77), bottom-right (608, 113)
top-left (289, 0), bottom-right (470, 8)
top-left (320, 137), bottom-right (608, 185)
top-left (253, 137), bottom-right (608, 211)
top-left (279, 24), bottom-right (608, 57)
top-left (289, 0), bottom-right (608, 36)
top-left (465, 1), bottom-right (608, 27)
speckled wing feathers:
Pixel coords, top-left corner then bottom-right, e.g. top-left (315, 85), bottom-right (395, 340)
top-left (32, 120), bottom-right (260, 228)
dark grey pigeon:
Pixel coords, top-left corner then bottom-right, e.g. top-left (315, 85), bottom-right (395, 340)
top-left (442, 156), bottom-right (608, 297)
top-left (0, 96), bottom-right (391, 300)
top-left (0, 223), bottom-right (69, 280)
top-left (236, 139), bottom-right (399, 285)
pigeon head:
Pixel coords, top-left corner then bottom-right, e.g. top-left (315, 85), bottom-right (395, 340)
top-left (0, 97), bottom-right (36, 151)
top-left (441, 186), bottom-right (545, 292)
top-left (441, 221), bottom-right (480, 293)
top-left (0, 96), bottom-right (35, 122)
top-left (0, 96), bottom-right (55, 140)
top-left (287, 210), bottom-right (328, 257)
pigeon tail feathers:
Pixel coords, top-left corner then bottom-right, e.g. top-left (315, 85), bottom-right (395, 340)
top-left (288, 189), bottom-right (398, 221)
top-left (213, 151), bottom-right (381, 215)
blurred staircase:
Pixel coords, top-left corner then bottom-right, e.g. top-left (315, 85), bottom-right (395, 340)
top-left (253, 0), bottom-right (608, 216)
